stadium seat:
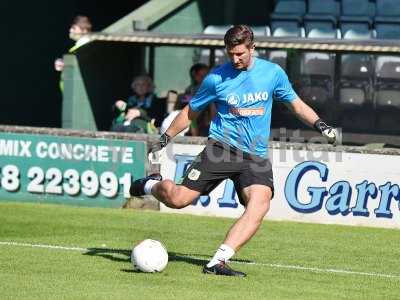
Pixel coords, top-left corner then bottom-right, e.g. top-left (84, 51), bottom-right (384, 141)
top-left (307, 0), bottom-right (340, 16)
top-left (373, 3), bottom-right (400, 132)
top-left (340, 19), bottom-right (372, 40)
top-left (340, 52), bottom-right (372, 89)
top-left (338, 17), bottom-right (374, 132)
top-left (303, 15), bottom-right (338, 39)
top-left (272, 0), bottom-right (306, 15)
top-left (340, 0), bottom-right (374, 37)
top-left (341, 0), bottom-right (375, 18)
top-left (269, 0), bottom-right (305, 36)
top-left (203, 25), bottom-right (232, 35)
top-left (252, 26), bottom-right (269, 59)
top-left (375, 0), bottom-right (400, 17)
top-left (298, 15), bottom-right (338, 114)
top-left (374, 0), bottom-right (400, 40)
top-left (252, 26), bottom-right (269, 37)
top-left (338, 51), bottom-right (373, 133)
top-left (269, 15), bottom-right (304, 70)
top-left (298, 57), bottom-right (335, 116)
top-left (376, 57), bottom-right (400, 80)
top-left (374, 56), bottom-right (400, 132)
top-left (375, 18), bottom-right (400, 40)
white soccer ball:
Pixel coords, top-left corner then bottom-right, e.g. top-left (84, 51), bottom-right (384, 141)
top-left (131, 239), bottom-right (168, 273)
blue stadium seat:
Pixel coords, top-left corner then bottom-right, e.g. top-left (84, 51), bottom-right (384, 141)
top-left (375, 19), bottom-right (400, 40)
top-left (273, 0), bottom-right (306, 15)
top-left (304, 0), bottom-right (340, 40)
top-left (340, 19), bottom-right (372, 40)
top-left (375, 0), bottom-right (400, 17)
top-left (341, 0), bottom-right (375, 18)
top-left (269, 15), bottom-right (304, 70)
top-left (203, 25), bottom-right (232, 35)
top-left (374, 0), bottom-right (400, 40)
top-left (252, 26), bottom-right (270, 59)
top-left (373, 0), bottom-right (400, 131)
top-left (298, 14), bottom-right (338, 115)
top-left (308, 0), bottom-right (340, 16)
top-left (270, 16), bottom-right (304, 37)
top-left (304, 15), bottom-right (338, 39)
top-left (252, 26), bottom-right (269, 37)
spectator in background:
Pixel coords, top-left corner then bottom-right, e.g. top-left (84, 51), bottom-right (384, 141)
top-left (161, 90), bottom-right (190, 136)
top-left (110, 75), bottom-right (166, 133)
top-left (182, 63), bottom-right (215, 136)
top-left (184, 63), bottom-right (210, 98)
top-left (54, 15), bottom-right (93, 73)
top-left (161, 64), bottom-right (211, 137)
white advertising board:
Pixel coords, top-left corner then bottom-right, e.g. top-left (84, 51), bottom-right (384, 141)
top-left (160, 143), bottom-right (400, 229)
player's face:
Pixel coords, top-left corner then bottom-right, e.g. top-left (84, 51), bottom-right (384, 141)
top-left (226, 43), bottom-right (255, 70)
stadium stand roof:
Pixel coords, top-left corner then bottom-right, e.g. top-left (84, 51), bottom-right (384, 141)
top-left (76, 30), bottom-right (400, 55)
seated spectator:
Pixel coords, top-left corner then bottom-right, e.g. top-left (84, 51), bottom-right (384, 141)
top-left (160, 63), bottom-right (213, 137)
top-left (184, 63), bottom-right (215, 136)
top-left (110, 75), bottom-right (166, 133)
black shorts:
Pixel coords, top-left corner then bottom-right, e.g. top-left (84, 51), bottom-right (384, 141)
top-left (181, 139), bottom-right (274, 206)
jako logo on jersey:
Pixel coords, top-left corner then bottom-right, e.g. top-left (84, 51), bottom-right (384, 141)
top-left (243, 91), bottom-right (269, 104)
top-left (226, 93), bottom-right (240, 106)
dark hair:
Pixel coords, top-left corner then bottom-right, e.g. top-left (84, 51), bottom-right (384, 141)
top-left (224, 25), bottom-right (254, 49)
top-left (72, 15), bottom-right (92, 32)
top-left (189, 63), bottom-right (209, 79)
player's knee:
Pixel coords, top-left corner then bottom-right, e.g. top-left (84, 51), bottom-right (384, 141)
top-left (161, 182), bottom-right (191, 209)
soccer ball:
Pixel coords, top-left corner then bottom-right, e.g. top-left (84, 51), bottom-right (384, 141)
top-left (131, 239), bottom-right (168, 273)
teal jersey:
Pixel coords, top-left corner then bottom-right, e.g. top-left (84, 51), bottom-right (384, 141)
top-left (189, 57), bottom-right (297, 157)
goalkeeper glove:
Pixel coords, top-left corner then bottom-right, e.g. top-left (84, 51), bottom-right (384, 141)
top-left (314, 119), bottom-right (338, 145)
top-left (148, 133), bottom-right (171, 164)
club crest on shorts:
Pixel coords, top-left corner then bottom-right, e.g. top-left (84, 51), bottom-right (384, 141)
top-left (188, 169), bottom-right (201, 181)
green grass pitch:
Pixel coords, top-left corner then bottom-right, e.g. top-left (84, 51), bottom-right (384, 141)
top-left (1, 202), bottom-right (399, 299)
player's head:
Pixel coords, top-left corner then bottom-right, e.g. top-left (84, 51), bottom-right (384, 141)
top-left (69, 15), bottom-right (92, 41)
top-left (224, 25), bottom-right (255, 70)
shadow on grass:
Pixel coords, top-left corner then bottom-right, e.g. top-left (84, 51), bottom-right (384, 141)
top-left (83, 247), bottom-right (208, 266)
top-left (83, 247), bottom-right (254, 270)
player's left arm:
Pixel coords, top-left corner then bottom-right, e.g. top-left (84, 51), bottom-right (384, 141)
top-left (285, 98), bottom-right (339, 145)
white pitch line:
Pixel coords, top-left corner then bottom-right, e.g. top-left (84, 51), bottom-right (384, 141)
top-left (0, 241), bottom-right (87, 252)
top-left (1, 241), bottom-right (399, 279)
top-left (234, 261), bottom-right (399, 279)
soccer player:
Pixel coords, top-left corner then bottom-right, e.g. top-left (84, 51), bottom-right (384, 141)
top-left (130, 25), bottom-right (338, 277)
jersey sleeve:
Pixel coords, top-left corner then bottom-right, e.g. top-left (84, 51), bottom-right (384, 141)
top-left (273, 66), bottom-right (298, 103)
top-left (189, 74), bottom-right (217, 112)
